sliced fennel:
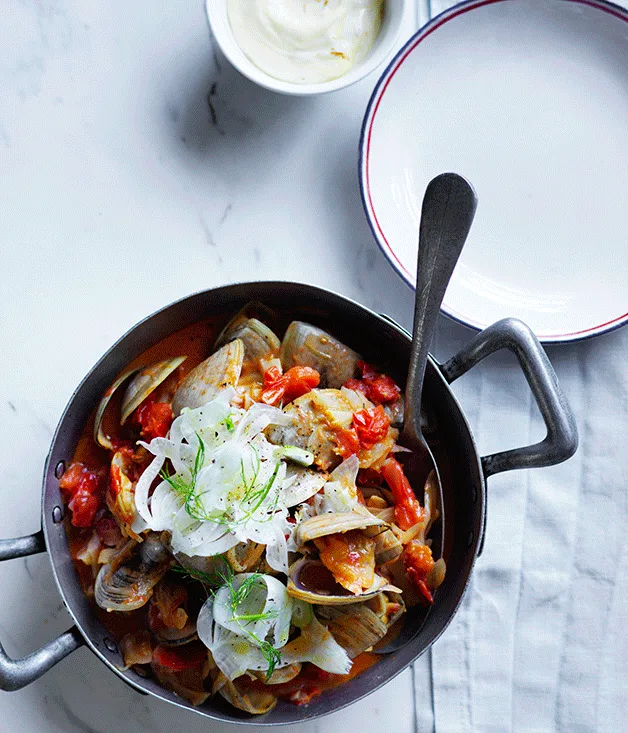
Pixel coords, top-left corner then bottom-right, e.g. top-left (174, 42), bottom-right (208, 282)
top-left (197, 573), bottom-right (351, 680)
top-left (133, 391), bottom-right (299, 570)
top-left (312, 454), bottom-right (361, 513)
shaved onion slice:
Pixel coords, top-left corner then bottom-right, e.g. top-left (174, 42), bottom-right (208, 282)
top-left (282, 466), bottom-right (327, 507)
top-left (210, 625), bottom-right (268, 680)
top-left (213, 574), bottom-right (292, 648)
top-left (197, 575), bottom-right (350, 680)
top-left (133, 454), bottom-right (165, 529)
top-left (314, 454), bottom-right (360, 514)
top-left (197, 574), bottom-right (293, 680)
top-left (133, 394), bottom-right (307, 566)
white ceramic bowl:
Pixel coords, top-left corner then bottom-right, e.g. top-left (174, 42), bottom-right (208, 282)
top-left (205, 0), bottom-right (406, 95)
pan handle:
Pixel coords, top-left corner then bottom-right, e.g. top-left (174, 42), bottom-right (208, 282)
top-left (0, 531), bottom-right (84, 691)
top-left (440, 318), bottom-right (578, 478)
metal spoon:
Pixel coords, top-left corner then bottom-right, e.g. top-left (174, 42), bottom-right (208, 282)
top-left (375, 172), bottom-right (477, 654)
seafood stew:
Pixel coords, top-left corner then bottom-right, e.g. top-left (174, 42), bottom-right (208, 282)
top-left (59, 302), bottom-right (445, 714)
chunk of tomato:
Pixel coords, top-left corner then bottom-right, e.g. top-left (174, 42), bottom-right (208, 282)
top-left (344, 361), bottom-right (401, 405)
top-left (152, 643), bottom-right (207, 672)
top-left (60, 462), bottom-right (104, 527)
top-left (132, 394), bottom-right (173, 440)
top-left (352, 405), bottom-right (390, 449)
top-left (261, 366), bottom-right (320, 406)
top-left (403, 541), bottom-right (436, 604)
top-left (381, 456), bottom-right (425, 531)
top-left (68, 490), bottom-right (99, 528)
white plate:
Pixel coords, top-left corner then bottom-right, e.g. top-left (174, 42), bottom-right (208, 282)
top-left (360, 0), bottom-right (628, 342)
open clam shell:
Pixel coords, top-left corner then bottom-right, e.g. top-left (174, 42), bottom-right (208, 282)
top-left (147, 582), bottom-right (198, 647)
top-left (119, 630), bottom-right (153, 669)
top-left (95, 534), bottom-right (172, 612)
top-left (287, 557), bottom-right (400, 606)
top-left (317, 603), bottom-right (388, 658)
top-left (215, 310), bottom-right (280, 367)
top-left (280, 321), bottom-right (360, 388)
top-left (151, 623), bottom-right (198, 648)
top-left (216, 676), bottom-right (277, 715)
top-left (373, 527), bottom-right (403, 565)
top-left (295, 511), bottom-right (387, 547)
top-left (94, 357), bottom-right (186, 450)
top-left (252, 663), bottom-right (302, 685)
top-left (171, 340), bottom-right (244, 416)
top-left (120, 356), bottom-right (186, 425)
top-left (153, 656), bottom-right (211, 706)
top-left (214, 302), bottom-right (278, 346)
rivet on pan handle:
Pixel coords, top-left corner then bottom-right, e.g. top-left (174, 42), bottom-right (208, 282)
top-left (0, 531), bottom-right (84, 691)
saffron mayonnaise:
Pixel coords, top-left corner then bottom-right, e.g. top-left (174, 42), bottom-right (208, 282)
top-left (227, 0), bottom-right (385, 84)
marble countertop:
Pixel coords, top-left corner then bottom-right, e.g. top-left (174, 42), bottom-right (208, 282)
top-left (0, 2), bottom-right (425, 731)
top-left (1, 2), bottom-right (626, 733)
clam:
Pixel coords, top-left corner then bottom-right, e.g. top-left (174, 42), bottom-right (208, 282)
top-left (366, 589), bottom-right (406, 627)
top-left (287, 557), bottom-right (400, 606)
top-left (267, 389), bottom-right (357, 470)
top-left (373, 527), bottom-right (403, 565)
top-left (151, 622), bottom-right (198, 647)
top-left (148, 582), bottom-right (198, 647)
top-left (94, 357), bottom-right (186, 450)
top-left (120, 357), bottom-right (186, 424)
top-left (171, 340), bottom-right (244, 416)
top-left (252, 663), bottom-right (302, 685)
top-left (317, 592), bottom-right (406, 657)
top-left (295, 511), bottom-right (389, 596)
top-left (215, 308), bottom-right (280, 369)
top-left (120, 630), bottom-right (153, 670)
top-left (225, 541), bottom-right (265, 573)
top-left (107, 450), bottom-right (143, 541)
top-left (215, 302), bottom-right (278, 346)
top-left (153, 658), bottom-right (211, 706)
top-left (317, 603), bottom-right (388, 658)
top-left (280, 321), bottom-right (360, 388)
top-left (95, 534), bottom-right (172, 612)
top-left (216, 676), bottom-right (277, 715)
top-left (295, 511), bottom-right (387, 548)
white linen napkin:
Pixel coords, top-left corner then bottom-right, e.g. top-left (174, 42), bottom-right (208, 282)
top-left (409, 314), bottom-right (628, 733)
top-left (402, 4), bottom-right (628, 731)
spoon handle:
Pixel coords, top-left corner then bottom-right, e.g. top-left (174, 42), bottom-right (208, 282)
top-left (405, 173), bottom-right (478, 436)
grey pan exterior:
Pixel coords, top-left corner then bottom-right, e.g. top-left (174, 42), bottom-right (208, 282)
top-left (0, 282), bottom-right (577, 724)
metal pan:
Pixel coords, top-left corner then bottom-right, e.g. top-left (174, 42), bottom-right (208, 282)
top-left (0, 282), bottom-right (577, 724)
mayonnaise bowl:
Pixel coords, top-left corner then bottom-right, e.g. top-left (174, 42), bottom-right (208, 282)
top-left (205, 0), bottom-right (407, 95)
